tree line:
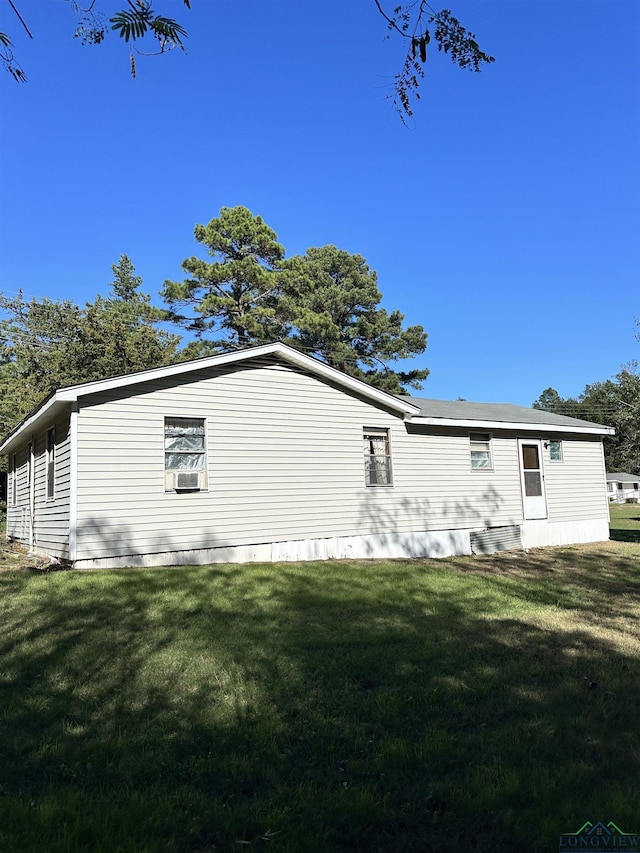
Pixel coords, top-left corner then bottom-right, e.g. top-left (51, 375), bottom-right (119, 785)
top-left (0, 205), bottom-right (428, 439)
top-left (533, 366), bottom-right (640, 474)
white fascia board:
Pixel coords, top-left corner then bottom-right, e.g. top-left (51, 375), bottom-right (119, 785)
top-left (54, 349), bottom-right (255, 399)
top-left (410, 416), bottom-right (614, 436)
top-left (0, 397), bottom-right (66, 454)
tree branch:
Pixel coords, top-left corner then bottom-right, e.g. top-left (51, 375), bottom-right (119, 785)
top-left (374, 0), bottom-right (494, 123)
top-left (7, 0), bottom-right (33, 39)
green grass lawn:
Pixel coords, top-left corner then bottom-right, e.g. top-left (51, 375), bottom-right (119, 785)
top-left (609, 499), bottom-right (640, 543)
top-left (1, 512), bottom-right (639, 851)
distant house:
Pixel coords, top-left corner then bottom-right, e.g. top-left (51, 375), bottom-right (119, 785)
top-left (0, 342), bottom-right (614, 569)
top-left (606, 472), bottom-right (640, 503)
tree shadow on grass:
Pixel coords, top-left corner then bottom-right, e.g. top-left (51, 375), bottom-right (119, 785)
top-left (0, 560), bottom-right (638, 852)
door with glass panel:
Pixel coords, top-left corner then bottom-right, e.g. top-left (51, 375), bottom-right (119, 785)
top-left (518, 439), bottom-right (547, 519)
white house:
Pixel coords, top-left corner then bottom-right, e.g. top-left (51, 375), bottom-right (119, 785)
top-left (606, 473), bottom-right (640, 503)
top-left (0, 342), bottom-right (614, 569)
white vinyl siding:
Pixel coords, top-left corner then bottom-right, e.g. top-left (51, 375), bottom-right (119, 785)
top-left (6, 446), bottom-right (28, 541)
top-left (74, 384), bottom-right (374, 558)
top-left (68, 359), bottom-right (610, 562)
top-left (543, 436), bottom-right (608, 521)
top-left (73, 361), bottom-right (441, 559)
top-left (398, 426), bottom-right (523, 530)
top-left (5, 412), bottom-right (72, 559)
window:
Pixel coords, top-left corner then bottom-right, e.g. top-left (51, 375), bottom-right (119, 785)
top-left (46, 428), bottom-right (56, 500)
top-left (10, 453), bottom-right (17, 506)
top-left (164, 417), bottom-right (207, 491)
top-left (470, 433), bottom-right (492, 470)
top-left (549, 440), bottom-right (563, 462)
top-left (27, 441), bottom-right (33, 492)
top-left (364, 428), bottom-right (392, 486)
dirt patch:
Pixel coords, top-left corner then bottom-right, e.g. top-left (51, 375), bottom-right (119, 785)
top-left (449, 539), bottom-right (637, 575)
top-left (0, 540), bottom-right (57, 572)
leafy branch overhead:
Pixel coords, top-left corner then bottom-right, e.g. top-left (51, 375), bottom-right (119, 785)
top-left (0, 29), bottom-right (25, 82)
top-left (1, 0), bottom-right (191, 82)
top-left (77, 0), bottom-right (190, 78)
top-left (1, 1), bottom-right (492, 122)
top-left (374, 0), bottom-right (495, 121)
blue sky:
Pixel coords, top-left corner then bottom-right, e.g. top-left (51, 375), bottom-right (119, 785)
top-left (1, 0), bottom-right (638, 406)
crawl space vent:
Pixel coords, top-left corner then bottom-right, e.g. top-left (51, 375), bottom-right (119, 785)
top-left (470, 525), bottom-right (522, 555)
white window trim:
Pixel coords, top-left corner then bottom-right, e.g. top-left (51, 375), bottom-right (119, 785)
top-left (363, 427), bottom-right (393, 487)
top-left (46, 427), bottom-right (56, 501)
top-left (164, 416), bottom-right (208, 493)
top-left (548, 439), bottom-right (564, 463)
top-left (470, 432), bottom-right (493, 471)
top-left (10, 452), bottom-right (17, 506)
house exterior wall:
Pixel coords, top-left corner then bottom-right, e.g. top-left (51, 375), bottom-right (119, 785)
top-left (521, 435), bottom-right (609, 548)
top-left (74, 360), bottom-right (414, 561)
top-left (607, 479), bottom-right (640, 503)
top-left (5, 410), bottom-right (72, 560)
top-left (70, 359), bottom-right (610, 567)
top-left (543, 436), bottom-right (608, 521)
top-left (6, 441), bottom-right (29, 543)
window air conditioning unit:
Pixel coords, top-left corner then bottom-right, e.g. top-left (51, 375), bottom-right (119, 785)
top-left (175, 471), bottom-right (201, 491)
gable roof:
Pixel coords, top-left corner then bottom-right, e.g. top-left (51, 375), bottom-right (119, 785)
top-left (0, 342), bottom-right (614, 453)
top-left (0, 343), bottom-right (419, 453)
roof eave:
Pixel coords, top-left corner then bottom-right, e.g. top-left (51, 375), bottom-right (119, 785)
top-left (0, 396), bottom-right (71, 455)
top-left (410, 416), bottom-right (614, 436)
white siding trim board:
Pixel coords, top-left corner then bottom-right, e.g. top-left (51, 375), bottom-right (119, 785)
top-left (411, 416), bottom-right (613, 436)
top-left (69, 405), bottom-right (78, 562)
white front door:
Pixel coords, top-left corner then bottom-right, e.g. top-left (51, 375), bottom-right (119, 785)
top-left (518, 439), bottom-right (547, 520)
